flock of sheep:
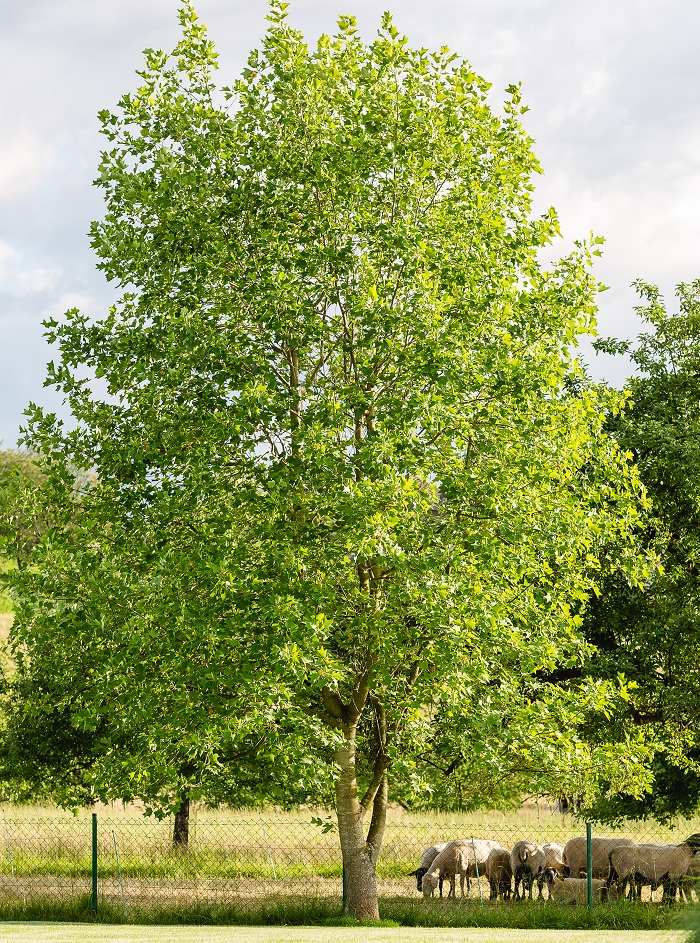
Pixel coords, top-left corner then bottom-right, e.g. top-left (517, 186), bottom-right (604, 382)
top-left (409, 834), bottom-right (700, 905)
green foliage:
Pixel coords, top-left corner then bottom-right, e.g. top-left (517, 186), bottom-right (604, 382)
top-left (8, 1), bottom-right (651, 819)
top-left (0, 449), bottom-right (48, 613)
top-left (581, 278), bottom-right (700, 822)
top-left (0, 557), bottom-right (14, 615)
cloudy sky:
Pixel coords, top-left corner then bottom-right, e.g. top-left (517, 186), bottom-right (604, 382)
top-left (1, 0), bottom-right (698, 447)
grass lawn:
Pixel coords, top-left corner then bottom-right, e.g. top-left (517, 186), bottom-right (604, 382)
top-left (0, 926), bottom-right (691, 943)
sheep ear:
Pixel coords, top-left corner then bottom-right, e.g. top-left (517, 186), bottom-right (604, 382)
top-left (407, 869), bottom-right (419, 877)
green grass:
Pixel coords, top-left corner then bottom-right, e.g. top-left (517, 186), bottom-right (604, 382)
top-left (0, 896), bottom-right (684, 932)
top-left (0, 925), bottom-right (691, 943)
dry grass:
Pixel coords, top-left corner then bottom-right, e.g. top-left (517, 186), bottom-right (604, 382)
top-left (1, 804), bottom-right (698, 880)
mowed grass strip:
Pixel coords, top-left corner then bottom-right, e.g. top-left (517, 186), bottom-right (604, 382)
top-left (0, 926), bottom-right (691, 943)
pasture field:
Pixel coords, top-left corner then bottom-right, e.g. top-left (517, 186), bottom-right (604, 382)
top-left (0, 802), bottom-right (696, 884)
top-left (0, 926), bottom-right (692, 943)
top-left (0, 803), bottom-right (696, 929)
top-left (4, 798), bottom-right (699, 837)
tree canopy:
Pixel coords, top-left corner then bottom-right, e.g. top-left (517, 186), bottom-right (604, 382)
top-left (9, 2), bottom-right (652, 918)
top-left (581, 279), bottom-right (700, 823)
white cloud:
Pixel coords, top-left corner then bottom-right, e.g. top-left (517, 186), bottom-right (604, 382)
top-left (0, 241), bottom-right (19, 266)
top-left (0, 134), bottom-right (54, 201)
top-left (1, 0), bottom-right (699, 443)
top-left (0, 240), bottom-right (61, 295)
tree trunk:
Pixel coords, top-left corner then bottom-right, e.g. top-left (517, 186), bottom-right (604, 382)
top-left (334, 739), bottom-right (388, 921)
top-left (172, 789), bottom-right (190, 846)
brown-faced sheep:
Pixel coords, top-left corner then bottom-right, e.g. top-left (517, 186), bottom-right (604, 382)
top-left (485, 847), bottom-right (512, 901)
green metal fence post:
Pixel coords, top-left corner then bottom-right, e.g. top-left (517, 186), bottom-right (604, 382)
top-left (92, 812), bottom-right (98, 918)
top-left (586, 821), bottom-right (593, 911)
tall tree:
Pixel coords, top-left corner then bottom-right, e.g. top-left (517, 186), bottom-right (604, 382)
top-left (12, 3), bottom-right (651, 918)
top-left (581, 280), bottom-right (700, 822)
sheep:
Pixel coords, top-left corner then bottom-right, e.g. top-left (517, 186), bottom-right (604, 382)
top-left (510, 840), bottom-right (546, 900)
top-left (422, 839), bottom-right (503, 899)
top-left (409, 844), bottom-right (448, 896)
top-left (679, 850), bottom-right (700, 903)
top-left (675, 835), bottom-right (700, 903)
top-left (543, 842), bottom-right (566, 872)
top-left (537, 843), bottom-right (566, 898)
top-left (607, 837), bottom-right (700, 902)
top-left (485, 847), bottom-right (512, 901)
top-left (562, 836), bottom-right (634, 880)
top-left (550, 873), bottom-right (612, 905)
top-left (422, 841), bottom-right (471, 899)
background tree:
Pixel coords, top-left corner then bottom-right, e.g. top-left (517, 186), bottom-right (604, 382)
top-left (10, 2), bottom-right (652, 919)
top-left (0, 450), bottom-right (48, 595)
top-left (0, 451), bottom-right (335, 837)
top-left (578, 279), bottom-right (700, 823)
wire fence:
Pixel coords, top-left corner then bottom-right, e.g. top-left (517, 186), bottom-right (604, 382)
top-left (0, 810), bottom-right (698, 915)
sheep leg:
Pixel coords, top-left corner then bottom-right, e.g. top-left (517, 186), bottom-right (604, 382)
top-left (661, 876), bottom-right (676, 904)
top-left (514, 868), bottom-right (523, 901)
top-left (622, 874), bottom-right (633, 901)
top-left (629, 873), bottom-right (641, 901)
top-left (679, 877), bottom-right (694, 903)
top-left (536, 871), bottom-right (545, 900)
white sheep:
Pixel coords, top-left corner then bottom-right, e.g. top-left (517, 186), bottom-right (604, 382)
top-left (422, 839), bottom-right (503, 899)
top-left (543, 842), bottom-right (566, 871)
top-left (562, 835), bottom-right (634, 880)
top-left (537, 842), bottom-right (566, 897)
top-left (510, 840), bottom-right (546, 900)
top-left (409, 844), bottom-right (448, 896)
top-left (550, 873), bottom-right (612, 904)
top-left (608, 839), bottom-right (700, 902)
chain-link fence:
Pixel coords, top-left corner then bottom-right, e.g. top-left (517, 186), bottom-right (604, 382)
top-left (0, 811), bottom-right (697, 916)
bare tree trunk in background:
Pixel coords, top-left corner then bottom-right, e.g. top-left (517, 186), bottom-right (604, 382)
top-left (172, 789), bottom-right (190, 846)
